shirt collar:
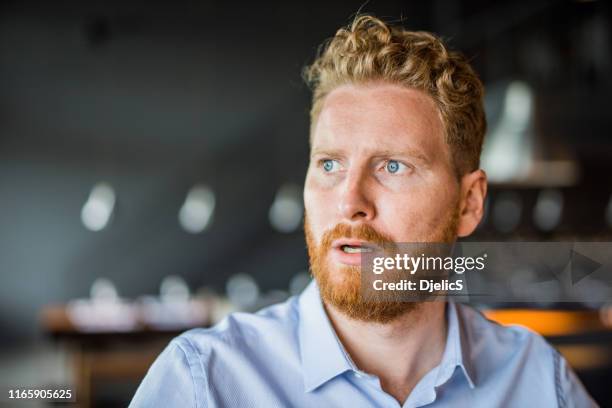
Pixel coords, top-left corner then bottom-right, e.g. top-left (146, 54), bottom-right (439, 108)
top-left (434, 301), bottom-right (476, 389)
top-left (297, 281), bottom-right (477, 392)
top-left (298, 281), bottom-right (354, 392)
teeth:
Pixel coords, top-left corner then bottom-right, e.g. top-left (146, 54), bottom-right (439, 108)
top-left (342, 246), bottom-right (372, 253)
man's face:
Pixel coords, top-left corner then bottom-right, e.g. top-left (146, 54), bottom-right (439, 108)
top-left (304, 83), bottom-right (462, 322)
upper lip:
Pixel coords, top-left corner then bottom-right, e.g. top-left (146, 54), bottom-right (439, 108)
top-left (332, 239), bottom-right (377, 250)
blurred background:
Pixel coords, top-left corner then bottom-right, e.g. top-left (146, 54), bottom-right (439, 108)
top-left (1, 0), bottom-right (611, 406)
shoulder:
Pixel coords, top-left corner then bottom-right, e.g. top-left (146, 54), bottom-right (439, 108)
top-left (457, 302), bottom-right (559, 376)
top-left (456, 303), bottom-right (596, 407)
top-left (456, 303), bottom-right (553, 360)
top-left (130, 296), bottom-right (302, 408)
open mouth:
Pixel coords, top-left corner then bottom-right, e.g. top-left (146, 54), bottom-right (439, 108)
top-left (333, 239), bottom-right (378, 253)
top-left (340, 244), bottom-right (374, 254)
top-left (330, 239), bottom-right (377, 266)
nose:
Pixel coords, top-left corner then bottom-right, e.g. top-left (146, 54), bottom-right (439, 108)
top-left (338, 169), bottom-right (376, 222)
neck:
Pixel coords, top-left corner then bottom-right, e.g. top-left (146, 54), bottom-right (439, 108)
top-left (324, 301), bottom-right (447, 405)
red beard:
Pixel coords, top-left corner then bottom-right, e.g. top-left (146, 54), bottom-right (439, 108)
top-left (304, 209), bottom-right (459, 323)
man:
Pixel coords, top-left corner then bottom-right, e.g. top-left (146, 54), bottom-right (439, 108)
top-left (130, 15), bottom-right (596, 407)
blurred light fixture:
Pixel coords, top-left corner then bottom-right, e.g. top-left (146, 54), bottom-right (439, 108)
top-left (492, 192), bottom-right (522, 233)
top-left (68, 277), bottom-right (138, 332)
top-left (533, 189), bottom-right (564, 231)
top-left (81, 182), bottom-right (116, 231)
top-left (226, 273), bottom-right (259, 310)
top-left (179, 184), bottom-right (215, 233)
top-left (139, 276), bottom-right (207, 330)
top-left (269, 183), bottom-right (303, 233)
top-left (482, 81), bottom-right (534, 183)
top-left (90, 277), bottom-right (119, 302)
top-left (482, 81), bottom-right (580, 187)
top-left (160, 275), bottom-right (190, 303)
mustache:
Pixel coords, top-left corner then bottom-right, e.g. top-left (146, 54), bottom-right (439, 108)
top-left (320, 223), bottom-right (397, 251)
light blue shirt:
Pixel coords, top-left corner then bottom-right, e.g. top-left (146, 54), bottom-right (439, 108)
top-left (130, 281), bottom-right (596, 407)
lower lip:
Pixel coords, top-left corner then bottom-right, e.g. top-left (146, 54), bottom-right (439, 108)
top-left (330, 247), bottom-right (364, 266)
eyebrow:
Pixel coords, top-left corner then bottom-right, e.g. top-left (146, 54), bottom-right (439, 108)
top-left (372, 148), bottom-right (431, 165)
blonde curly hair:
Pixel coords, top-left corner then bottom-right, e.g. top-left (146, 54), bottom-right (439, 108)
top-left (304, 15), bottom-right (486, 176)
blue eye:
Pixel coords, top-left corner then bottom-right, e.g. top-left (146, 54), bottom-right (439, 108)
top-left (322, 159), bottom-right (337, 172)
top-left (386, 160), bottom-right (401, 174)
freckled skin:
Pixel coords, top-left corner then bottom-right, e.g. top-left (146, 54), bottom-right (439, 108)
top-left (304, 83), bottom-right (461, 255)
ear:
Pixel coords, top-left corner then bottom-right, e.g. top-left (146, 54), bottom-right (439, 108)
top-left (456, 169), bottom-right (487, 237)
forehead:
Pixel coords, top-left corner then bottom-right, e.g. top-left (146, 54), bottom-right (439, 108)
top-left (312, 83), bottom-right (446, 157)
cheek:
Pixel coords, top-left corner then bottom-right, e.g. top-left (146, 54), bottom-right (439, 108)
top-left (377, 186), bottom-right (456, 240)
top-left (304, 180), bottom-right (337, 241)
